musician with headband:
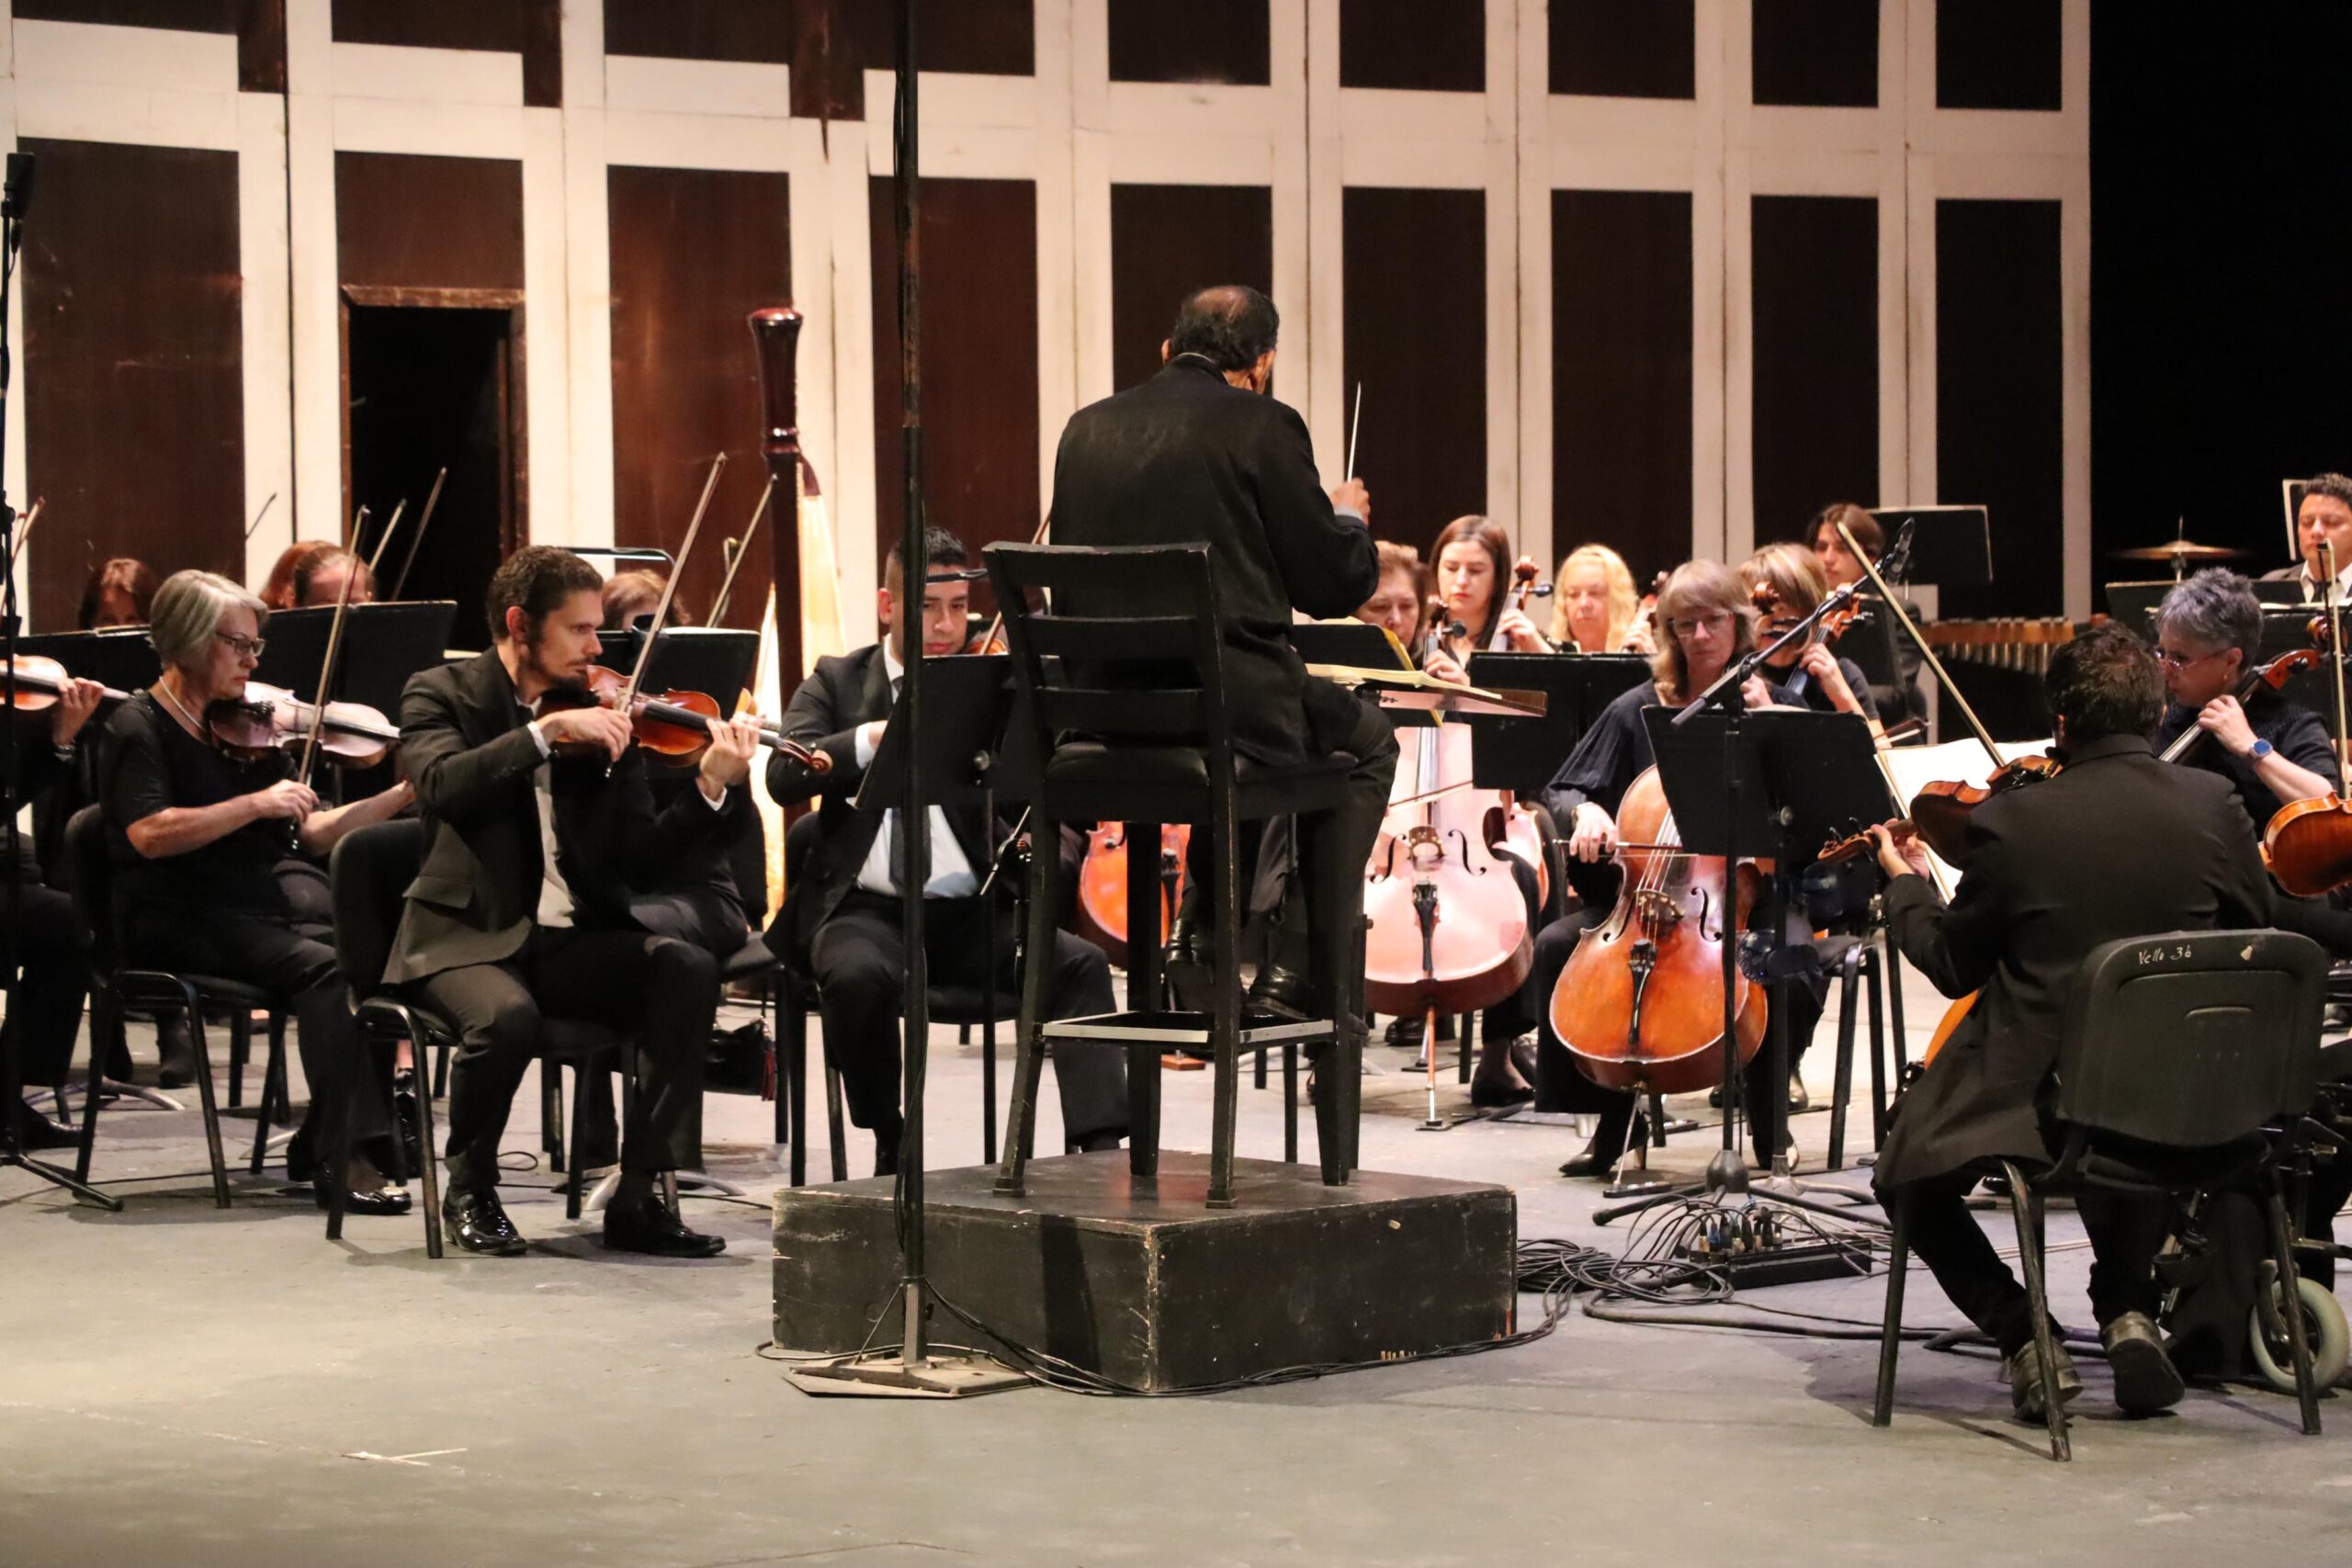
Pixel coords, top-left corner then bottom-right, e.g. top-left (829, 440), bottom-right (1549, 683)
top-left (1048, 284), bottom-right (1399, 1086)
top-left (385, 547), bottom-right (762, 1258)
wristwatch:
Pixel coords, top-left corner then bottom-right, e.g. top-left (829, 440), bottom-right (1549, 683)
top-left (2249, 738), bottom-right (2275, 761)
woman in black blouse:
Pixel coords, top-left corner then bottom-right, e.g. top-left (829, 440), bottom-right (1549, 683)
top-left (1742, 543), bottom-right (1880, 730)
top-left (103, 570), bottom-right (415, 1213)
top-left (1527, 559), bottom-right (1805, 1179)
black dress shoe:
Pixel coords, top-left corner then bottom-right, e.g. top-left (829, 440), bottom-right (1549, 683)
top-left (442, 1187), bottom-right (527, 1257)
top-left (1469, 1073), bottom-right (1536, 1110)
top-left (603, 1192), bottom-right (726, 1258)
top-left (1246, 963), bottom-right (1314, 1022)
top-left (1069, 1128), bottom-right (1125, 1154)
top-left (1557, 1134), bottom-right (1625, 1179)
top-left (2006, 1337), bottom-right (2084, 1421)
top-left (2101, 1311), bottom-right (2185, 1416)
top-left (316, 1180), bottom-right (413, 1217)
top-left (10, 1108), bottom-right (78, 1152)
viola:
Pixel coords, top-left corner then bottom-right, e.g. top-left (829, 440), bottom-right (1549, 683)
top-left (207, 682), bottom-right (400, 770)
top-left (533, 663), bottom-right (831, 773)
top-left (1905, 754), bottom-right (2063, 868)
top-left (1549, 765), bottom-right (1767, 1096)
top-left (0, 653), bottom-right (130, 716)
top-left (1070, 821), bottom-right (1190, 966)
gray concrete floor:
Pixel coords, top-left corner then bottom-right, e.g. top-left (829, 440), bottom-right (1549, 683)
top-left (6, 972), bottom-right (2350, 1568)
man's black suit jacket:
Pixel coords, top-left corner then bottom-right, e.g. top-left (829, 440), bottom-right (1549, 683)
top-left (384, 649), bottom-right (741, 985)
top-left (764, 641), bottom-right (994, 958)
top-left (1046, 359), bottom-right (1379, 765)
top-left (1874, 733), bottom-right (2273, 1187)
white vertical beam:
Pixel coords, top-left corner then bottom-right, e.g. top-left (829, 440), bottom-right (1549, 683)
top-left (1295, 0), bottom-right (1339, 477)
top-left (827, 117), bottom-right (878, 620)
top-left (1720, 0), bottom-right (1755, 561)
top-left (2059, 0), bottom-right (2092, 620)
top-left (285, 0), bottom-right (340, 547)
top-left (520, 105), bottom-right (571, 541)
top-left (1034, 0), bottom-right (1078, 514)
top-left (1690, 0), bottom-right (1728, 565)
top-left (237, 92), bottom-right (293, 589)
top-left (560, 0), bottom-right (611, 551)
top-left (1515, 0), bottom-right (1551, 574)
top-left (1877, 0), bottom-right (1910, 512)
top-left (1482, 0), bottom-right (1523, 561)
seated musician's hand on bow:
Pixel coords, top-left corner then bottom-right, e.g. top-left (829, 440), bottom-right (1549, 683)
top-left (1422, 650), bottom-right (1471, 687)
top-left (698, 712), bottom-right (762, 794)
top-left (250, 778), bottom-right (319, 825)
top-left (536, 704), bottom-right (631, 761)
top-left (1868, 820), bottom-right (1931, 881)
top-left (1569, 802), bottom-right (1619, 863)
top-left (2197, 694), bottom-right (2258, 758)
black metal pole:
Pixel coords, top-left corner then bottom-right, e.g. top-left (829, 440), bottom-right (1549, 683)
top-left (893, 0), bottom-right (933, 1365)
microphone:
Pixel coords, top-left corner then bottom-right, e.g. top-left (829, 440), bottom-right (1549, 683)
top-left (5, 152), bottom-right (35, 223)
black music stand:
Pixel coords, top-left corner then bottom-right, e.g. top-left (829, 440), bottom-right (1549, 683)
top-left (1585, 707), bottom-right (1894, 1228)
top-left (17, 628), bottom-right (161, 694)
top-left (596, 626), bottom-right (760, 700)
top-left (1464, 650), bottom-right (1646, 794)
top-left (1871, 504), bottom-right (1991, 590)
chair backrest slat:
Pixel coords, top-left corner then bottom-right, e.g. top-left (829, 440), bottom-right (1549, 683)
top-left (986, 542), bottom-right (1234, 764)
top-left (2057, 930), bottom-right (2326, 1147)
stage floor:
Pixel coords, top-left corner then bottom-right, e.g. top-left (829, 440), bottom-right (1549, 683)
top-left (4, 973), bottom-right (2346, 1568)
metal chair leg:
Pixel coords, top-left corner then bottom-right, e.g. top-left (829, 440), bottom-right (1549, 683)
top-left (1827, 943), bottom-right (1863, 1170)
top-left (824, 1060), bottom-right (847, 1182)
top-left (1282, 1043), bottom-right (1298, 1164)
top-left (183, 990), bottom-right (231, 1209)
top-left (2266, 1184), bottom-right (2324, 1436)
top-left (543, 1066), bottom-right (565, 1175)
top-left (1864, 941), bottom-right (1891, 1145)
top-left (227, 1009), bottom-right (249, 1109)
top-left (2002, 1161), bottom-right (2070, 1461)
top-left (74, 991), bottom-right (110, 1184)
top-left (783, 998), bottom-right (808, 1188)
top-left (409, 1021), bottom-right (443, 1259)
top-left (1873, 1189), bottom-right (1908, 1426)
top-left (1206, 802), bottom-right (1243, 1210)
top-left (564, 1063), bottom-right (591, 1222)
top-left (996, 817), bottom-right (1066, 1197)
top-left (248, 1018), bottom-right (286, 1176)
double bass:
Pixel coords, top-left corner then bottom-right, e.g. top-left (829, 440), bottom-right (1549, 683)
top-left (2262, 547), bottom-right (2352, 896)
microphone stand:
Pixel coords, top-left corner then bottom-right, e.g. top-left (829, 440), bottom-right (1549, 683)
top-left (0, 152), bottom-right (118, 1208)
top-left (786, 0), bottom-right (1025, 1398)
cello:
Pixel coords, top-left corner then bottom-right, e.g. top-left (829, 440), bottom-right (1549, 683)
top-left (2262, 544), bottom-right (2352, 896)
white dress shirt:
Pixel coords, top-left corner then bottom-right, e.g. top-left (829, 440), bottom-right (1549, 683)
top-left (853, 646), bottom-right (979, 898)
top-left (523, 707), bottom-right (729, 929)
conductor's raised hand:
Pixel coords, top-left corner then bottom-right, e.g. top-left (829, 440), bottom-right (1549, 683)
top-left (1329, 478), bottom-right (1371, 521)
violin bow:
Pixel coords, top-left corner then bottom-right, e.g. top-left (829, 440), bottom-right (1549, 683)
top-left (706, 472), bottom-right (777, 629)
top-left (2324, 540), bottom-right (2350, 795)
top-left (362, 497), bottom-right (406, 579)
top-left (10, 495), bottom-right (42, 559)
top-left (1838, 518), bottom-right (2007, 776)
top-left (622, 451), bottom-right (727, 713)
top-left (297, 504), bottom-right (382, 789)
top-left (243, 491), bottom-right (277, 543)
top-left (387, 467), bottom-right (447, 601)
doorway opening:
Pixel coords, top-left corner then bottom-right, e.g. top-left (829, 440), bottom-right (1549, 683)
top-left (344, 291), bottom-right (525, 649)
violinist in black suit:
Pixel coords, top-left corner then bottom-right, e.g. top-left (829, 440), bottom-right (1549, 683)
top-left (2, 670), bottom-right (105, 1150)
top-left (766, 528), bottom-right (1126, 1175)
top-left (1866, 623), bottom-right (2272, 1422)
top-left (388, 546), bottom-right (763, 1258)
top-left (1046, 285), bottom-right (1400, 1055)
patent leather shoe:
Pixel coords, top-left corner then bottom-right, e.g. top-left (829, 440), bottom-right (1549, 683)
top-left (1245, 963), bottom-right (1314, 1022)
top-left (316, 1179), bottom-right (412, 1217)
top-left (442, 1187), bottom-right (527, 1257)
top-left (603, 1192), bottom-right (726, 1258)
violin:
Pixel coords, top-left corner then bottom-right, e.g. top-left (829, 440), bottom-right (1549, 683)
top-left (1550, 765), bottom-right (1767, 1095)
top-left (0, 653), bottom-right (130, 716)
top-left (1905, 754), bottom-right (2063, 867)
top-left (533, 663), bottom-right (831, 773)
top-left (207, 682), bottom-right (401, 770)
top-left (1070, 821), bottom-right (1190, 966)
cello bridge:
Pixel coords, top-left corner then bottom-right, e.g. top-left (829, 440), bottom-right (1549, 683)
top-left (1633, 888), bottom-right (1682, 930)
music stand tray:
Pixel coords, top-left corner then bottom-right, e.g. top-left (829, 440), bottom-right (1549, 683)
top-left (855, 653), bottom-right (1031, 813)
top-left (598, 626), bottom-right (761, 705)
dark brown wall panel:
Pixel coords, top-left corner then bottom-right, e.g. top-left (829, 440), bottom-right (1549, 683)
top-left (1553, 188), bottom-right (1691, 582)
top-left (1938, 0), bottom-right (2062, 111)
top-left (1753, 0), bottom-right (1876, 107)
top-left (869, 177), bottom-right (1039, 572)
top-left (336, 152), bottom-right (524, 291)
top-left (1550, 0), bottom-right (1694, 99)
top-left (1751, 195), bottom-right (1877, 543)
top-left (606, 0), bottom-right (790, 63)
top-left (24, 138), bottom-right (243, 630)
top-left (1108, 0), bottom-right (1270, 85)
top-left (1108, 185), bottom-right (1272, 395)
top-left (17, 0), bottom-right (232, 29)
top-left (1344, 187), bottom-right (1486, 549)
top-left (1937, 199), bottom-right (2063, 617)
top-left (787, 0), bottom-right (1036, 120)
top-left (608, 166), bottom-right (791, 631)
top-left (1340, 0), bottom-right (1482, 93)
top-left (239, 0), bottom-right (288, 93)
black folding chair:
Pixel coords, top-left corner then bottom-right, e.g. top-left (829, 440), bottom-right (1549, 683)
top-left (1874, 929), bottom-right (2330, 1460)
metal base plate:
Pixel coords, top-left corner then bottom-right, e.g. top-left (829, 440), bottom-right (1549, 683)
top-left (784, 1350), bottom-right (1034, 1399)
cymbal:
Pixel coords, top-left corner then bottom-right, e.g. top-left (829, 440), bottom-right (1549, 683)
top-left (2109, 539), bottom-right (2247, 562)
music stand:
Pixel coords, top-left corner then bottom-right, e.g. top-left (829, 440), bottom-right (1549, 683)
top-left (1465, 651), bottom-right (1645, 794)
top-left (17, 628), bottom-right (161, 694)
top-left (2102, 580), bottom-right (2174, 635)
top-left (1586, 707), bottom-right (1894, 1228)
top-left (325, 603), bottom-right (457, 716)
top-left (1871, 505), bottom-right (1991, 589)
top-left (596, 626), bottom-right (760, 702)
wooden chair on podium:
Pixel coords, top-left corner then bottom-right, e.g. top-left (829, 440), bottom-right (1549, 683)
top-left (986, 542), bottom-right (1361, 1210)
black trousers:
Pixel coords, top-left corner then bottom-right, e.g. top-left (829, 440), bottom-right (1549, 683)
top-left (1879, 1168), bottom-right (2167, 1356)
top-left (1523, 874), bottom-right (1821, 1166)
top-left (812, 889), bottom-right (1125, 1145)
top-left (3, 880), bottom-right (87, 1089)
top-left (126, 888), bottom-right (390, 1152)
top-left (416, 925), bottom-right (717, 1192)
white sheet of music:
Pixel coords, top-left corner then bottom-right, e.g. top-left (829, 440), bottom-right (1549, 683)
top-left (1876, 736), bottom-right (2052, 899)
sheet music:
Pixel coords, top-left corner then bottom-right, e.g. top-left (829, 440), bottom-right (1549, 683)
top-left (1876, 736), bottom-right (2051, 899)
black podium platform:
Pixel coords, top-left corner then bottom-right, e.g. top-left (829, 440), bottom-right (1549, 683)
top-left (773, 1153), bottom-right (1517, 1392)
